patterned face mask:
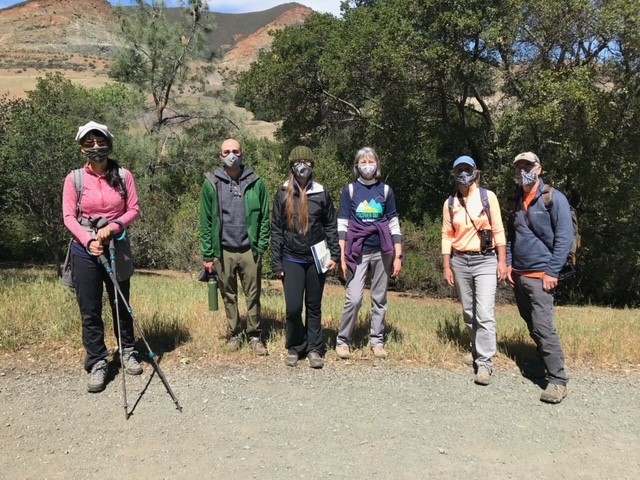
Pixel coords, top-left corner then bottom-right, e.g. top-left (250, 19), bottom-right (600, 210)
top-left (455, 170), bottom-right (476, 187)
top-left (516, 169), bottom-right (538, 187)
top-left (358, 163), bottom-right (377, 180)
top-left (292, 162), bottom-right (313, 181)
top-left (83, 145), bottom-right (110, 163)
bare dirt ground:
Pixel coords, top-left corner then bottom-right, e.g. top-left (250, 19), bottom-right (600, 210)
top-left (1, 357), bottom-right (639, 479)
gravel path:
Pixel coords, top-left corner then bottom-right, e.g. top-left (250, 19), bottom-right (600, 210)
top-left (1, 359), bottom-right (639, 479)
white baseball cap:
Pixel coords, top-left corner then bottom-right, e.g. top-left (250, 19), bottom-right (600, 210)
top-left (75, 121), bottom-right (114, 143)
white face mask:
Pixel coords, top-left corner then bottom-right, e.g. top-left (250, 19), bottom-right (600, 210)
top-left (221, 152), bottom-right (243, 169)
top-left (358, 163), bottom-right (377, 180)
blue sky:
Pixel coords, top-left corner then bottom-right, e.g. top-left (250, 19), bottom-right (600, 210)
top-left (0, 1), bottom-right (343, 16)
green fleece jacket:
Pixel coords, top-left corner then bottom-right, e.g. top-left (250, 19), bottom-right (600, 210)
top-left (199, 166), bottom-right (270, 261)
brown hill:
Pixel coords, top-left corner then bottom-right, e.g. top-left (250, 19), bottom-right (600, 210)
top-left (0, 0), bottom-right (118, 56)
top-left (220, 5), bottom-right (313, 73)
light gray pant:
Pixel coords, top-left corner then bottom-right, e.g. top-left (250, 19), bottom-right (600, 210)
top-left (337, 251), bottom-right (393, 348)
top-left (451, 252), bottom-right (498, 370)
top-left (513, 275), bottom-right (568, 385)
top-left (214, 249), bottom-right (262, 339)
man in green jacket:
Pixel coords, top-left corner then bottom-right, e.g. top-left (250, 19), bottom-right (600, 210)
top-left (200, 138), bottom-right (270, 354)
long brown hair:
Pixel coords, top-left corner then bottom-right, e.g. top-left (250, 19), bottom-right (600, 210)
top-left (285, 175), bottom-right (310, 234)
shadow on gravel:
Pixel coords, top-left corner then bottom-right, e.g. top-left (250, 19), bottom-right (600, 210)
top-left (498, 338), bottom-right (547, 388)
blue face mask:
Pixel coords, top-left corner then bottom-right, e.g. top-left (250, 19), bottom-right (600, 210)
top-left (455, 171), bottom-right (476, 187)
top-left (516, 169), bottom-right (538, 187)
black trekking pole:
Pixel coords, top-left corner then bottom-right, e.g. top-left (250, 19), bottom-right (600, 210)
top-left (108, 238), bottom-right (129, 420)
top-left (96, 248), bottom-right (183, 415)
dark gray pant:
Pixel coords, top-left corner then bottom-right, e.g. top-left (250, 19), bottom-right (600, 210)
top-left (72, 252), bottom-right (135, 372)
top-left (513, 275), bottom-right (568, 385)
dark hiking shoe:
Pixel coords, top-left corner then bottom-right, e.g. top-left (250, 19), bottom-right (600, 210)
top-left (540, 383), bottom-right (568, 404)
top-left (123, 348), bottom-right (143, 375)
top-left (87, 360), bottom-right (108, 393)
top-left (226, 336), bottom-right (242, 351)
top-left (335, 345), bottom-right (352, 359)
top-left (285, 349), bottom-right (298, 367)
top-left (249, 337), bottom-right (268, 356)
top-left (474, 366), bottom-right (492, 386)
top-left (307, 351), bottom-right (324, 369)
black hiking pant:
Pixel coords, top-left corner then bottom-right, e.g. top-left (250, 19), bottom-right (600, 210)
top-left (283, 260), bottom-right (326, 357)
top-left (72, 252), bottom-right (136, 372)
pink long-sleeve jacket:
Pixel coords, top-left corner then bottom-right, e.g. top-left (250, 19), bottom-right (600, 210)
top-left (62, 164), bottom-right (141, 249)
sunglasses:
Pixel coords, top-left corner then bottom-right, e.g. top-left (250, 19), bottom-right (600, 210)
top-left (82, 139), bottom-right (109, 148)
top-left (221, 149), bottom-right (241, 156)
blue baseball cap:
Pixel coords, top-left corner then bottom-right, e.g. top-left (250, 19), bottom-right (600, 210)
top-left (452, 155), bottom-right (476, 169)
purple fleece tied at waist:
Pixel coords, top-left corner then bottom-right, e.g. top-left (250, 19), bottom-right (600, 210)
top-left (344, 219), bottom-right (394, 285)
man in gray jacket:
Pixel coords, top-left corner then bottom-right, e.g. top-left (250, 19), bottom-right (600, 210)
top-left (507, 152), bottom-right (574, 404)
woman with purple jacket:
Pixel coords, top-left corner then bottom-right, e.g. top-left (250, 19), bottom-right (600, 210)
top-left (335, 147), bottom-right (403, 359)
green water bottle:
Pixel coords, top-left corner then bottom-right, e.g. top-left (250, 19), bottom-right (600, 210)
top-left (208, 277), bottom-right (218, 311)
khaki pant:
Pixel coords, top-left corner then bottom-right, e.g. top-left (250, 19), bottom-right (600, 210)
top-left (214, 249), bottom-right (262, 339)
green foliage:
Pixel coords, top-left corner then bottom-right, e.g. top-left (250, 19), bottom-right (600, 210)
top-left (236, 0), bottom-right (640, 306)
top-left (0, 73), bottom-right (143, 269)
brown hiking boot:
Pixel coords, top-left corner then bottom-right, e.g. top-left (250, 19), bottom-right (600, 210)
top-left (474, 366), bottom-right (492, 386)
top-left (249, 337), bottom-right (268, 356)
top-left (372, 345), bottom-right (388, 359)
top-left (226, 336), bottom-right (241, 351)
top-left (335, 345), bottom-right (352, 359)
top-left (540, 383), bottom-right (568, 404)
top-left (87, 360), bottom-right (108, 393)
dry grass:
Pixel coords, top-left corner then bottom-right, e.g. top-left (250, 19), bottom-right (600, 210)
top-left (1, 268), bottom-right (639, 373)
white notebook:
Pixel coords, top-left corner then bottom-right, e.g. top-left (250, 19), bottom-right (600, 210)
top-left (310, 239), bottom-right (331, 274)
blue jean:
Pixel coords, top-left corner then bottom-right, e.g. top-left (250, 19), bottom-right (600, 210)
top-left (451, 252), bottom-right (498, 370)
top-left (513, 275), bottom-right (568, 385)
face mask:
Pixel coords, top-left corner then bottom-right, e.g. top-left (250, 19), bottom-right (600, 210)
top-left (292, 162), bottom-right (312, 181)
top-left (222, 152), bottom-right (243, 169)
top-left (83, 146), bottom-right (110, 163)
top-left (455, 171), bottom-right (476, 187)
top-left (358, 164), bottom-right (377, 180)
top-left (516, 169), bottom-right (538, 187)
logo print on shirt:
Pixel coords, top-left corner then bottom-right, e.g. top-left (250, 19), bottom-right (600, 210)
top-left (356, 198), bottom-right (383, 222)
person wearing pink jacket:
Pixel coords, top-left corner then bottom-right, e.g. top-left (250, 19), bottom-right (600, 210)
top-left (62, 121), bottom-right (142, 393)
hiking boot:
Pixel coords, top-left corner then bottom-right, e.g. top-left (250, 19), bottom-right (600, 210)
top-left (335, 345), bottom-right (352, 359)
top-left (474, 366), bottom-right (492, 386)
top-left (540, 383), bottom-right (568, 404)
top-left (87, 360), bottom-right (108, 393)
top-left (307, 351), bottom-right (324, 369)
top-left (372, 345), bottom-right (388, 359)
top-left (123, 348), bottom-right (143, 375)
top-left (226, 336), bottom-right (242, 351)
top-left (249, 337), bottom-right (268, 356)
top-left (285, 349), bottom-right (298, 367)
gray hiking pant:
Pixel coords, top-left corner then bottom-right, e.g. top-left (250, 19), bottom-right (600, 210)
top-left (214, 248), bottom-right (262, 339)
top-left (451, 252), bottom-right (498, 370)
top-left (337, 251), bottom-right (393, 348)
top-left (513, 275), bottom-right (568, 386)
